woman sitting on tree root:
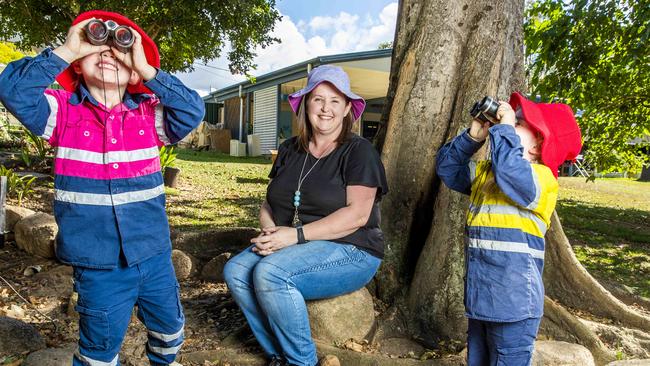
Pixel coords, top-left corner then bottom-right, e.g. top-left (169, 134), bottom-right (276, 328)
top-left (223, 65), bottom-right (388, 366)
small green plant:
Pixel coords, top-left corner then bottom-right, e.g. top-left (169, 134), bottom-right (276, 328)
top-left (20, 147), bottom-right (32, 167)
top-left (24, 128), bottom-right (49, 160)
top-left (19, 127), bottom-right (52, 168)
top-left (0, 165), bottom-right (36, 206)
top-left (159, 145), bottom-right (177, 172)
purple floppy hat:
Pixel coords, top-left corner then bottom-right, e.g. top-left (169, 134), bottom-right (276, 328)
top-left (288, 65), bottom-right (366, 121)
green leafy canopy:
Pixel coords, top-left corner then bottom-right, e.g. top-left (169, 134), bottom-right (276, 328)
top-left (525, 0), bottom-right (649, 173)
top-left (0, 0), bottom-right (281, 74)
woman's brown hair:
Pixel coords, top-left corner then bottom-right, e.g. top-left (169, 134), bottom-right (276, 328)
top-left (295, 91), bottom-right (356, 152)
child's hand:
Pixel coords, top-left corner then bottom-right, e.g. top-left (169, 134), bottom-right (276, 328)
top-left (469, 119), bottom-right (490, 142)
top-left (111, 28), bottom-right (157, 82)
top-left (54, 18), bottom-right (111, 63)
top-left (496, 101), bottom-right (516, 126)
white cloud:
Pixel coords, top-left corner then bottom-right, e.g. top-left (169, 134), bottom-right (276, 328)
top-left (175, 2), bottom-right (398, 95)
top-left (309, 12), bottom-right (359, 32)
top-left (296, 19), bottom-right (308, 33)
top-left (354, 2), bottom-right (398, 51)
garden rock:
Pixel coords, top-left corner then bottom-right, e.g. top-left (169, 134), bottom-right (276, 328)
top-left (23, 343), bottom-right (76, 366)
top-left (379, 337), bottom-right (425, 358)
top-left (532, 341), bottom-right (595, 366)
top-left (172, 228), bottom-right (258, 261)
top-left (607, 361), bottom-right (650, 366)
top-left (5, 205), bottom-right (35, 232)
top-left (31, 265), bottom-right (73, 297)
top-left (307, 288), bottom-right (375, 343)
top-left (172, 249), bottom-right (196, 280)
top-left (201, 252), bottom-right (232, 283)
top-left (0, 316), bottom-right (46, 356)
top-left (14, 212), bottom-right (57, 258)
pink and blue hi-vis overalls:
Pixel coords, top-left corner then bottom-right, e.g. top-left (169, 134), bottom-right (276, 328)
top-left (0, 49), bottom-right (205, 365)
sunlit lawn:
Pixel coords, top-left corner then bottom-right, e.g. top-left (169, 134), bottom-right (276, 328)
top-left (165, 149), bottom-right (271, 231)
top-left (557, 177), bottom-right (650, 297)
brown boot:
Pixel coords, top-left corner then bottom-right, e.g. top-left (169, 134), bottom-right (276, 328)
top-left (317, 355), bottom-right (340, 366)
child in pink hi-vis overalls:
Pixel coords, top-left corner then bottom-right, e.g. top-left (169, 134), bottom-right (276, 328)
top-left (0, 10), bottom-right (204, 366)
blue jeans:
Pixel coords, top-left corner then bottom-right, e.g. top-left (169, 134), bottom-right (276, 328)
top-left (73, 251), bottom-right (185, 366)
top-left (467, 317), bottom-right (541, 366)
top-left (223, 241), bottom-right (381, 366)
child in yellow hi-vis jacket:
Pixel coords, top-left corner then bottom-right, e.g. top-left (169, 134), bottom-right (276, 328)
top-left (436, 92), bottom-right (582, 366)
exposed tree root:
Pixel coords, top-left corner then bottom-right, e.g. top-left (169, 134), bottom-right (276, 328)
top-left (541, 297), bottom-right (616, 365)
top-left (585, 318), bottom-right (650, 359)
top-left (598, 279), bottom-right (650, 313)
top-left (544, 212), bottom-right (650, 332)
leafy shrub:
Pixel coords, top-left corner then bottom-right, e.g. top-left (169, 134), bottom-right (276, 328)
top-left (159, 145), bottom-right (177, 172)
top-left (0, 165), bottom-right (36, 206)
top-left (19, 128), bottom-right (52, 169)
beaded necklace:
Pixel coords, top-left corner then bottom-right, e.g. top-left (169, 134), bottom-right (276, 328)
top-left (291, 140), bottom-right (336, 227)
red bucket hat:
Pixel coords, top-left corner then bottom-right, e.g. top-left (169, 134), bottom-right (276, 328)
top-left (508, 92), bottom-right (582, 178)
top-left (56, 10), bottom-right (160, 94)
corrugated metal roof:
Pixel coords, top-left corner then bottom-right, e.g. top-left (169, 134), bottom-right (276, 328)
top-left (203, 48), bottom-right (392, 103)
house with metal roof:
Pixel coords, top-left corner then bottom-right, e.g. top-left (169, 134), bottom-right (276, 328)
top-left (202, 48), bottom-right (392, 154)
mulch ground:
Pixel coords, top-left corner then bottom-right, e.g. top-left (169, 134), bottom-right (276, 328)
top-left (0, 239), bottom-right (262, 365)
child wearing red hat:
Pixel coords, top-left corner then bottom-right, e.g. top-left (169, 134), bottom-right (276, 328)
top-left (0, 10), bottom-right (204, 366)
top-left (436, 92), bottom-right (581, 365)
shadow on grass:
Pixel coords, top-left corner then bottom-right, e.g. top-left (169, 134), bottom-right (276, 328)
top-left (557, 198), bottom-right (650, 297)
top-left (557, 199), bottom-right (650, 245)
top-left (168, 196), bottom-right (263, 232)
top-left (176, 149), bottom-right (271, 165)
top-left (236, 177), bottom-right (269, 184)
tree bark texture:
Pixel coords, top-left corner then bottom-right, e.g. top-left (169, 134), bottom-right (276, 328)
top-left (544, 212), bottom-right (650, 332)
top-left (639, 148), bottom-right (650, 181)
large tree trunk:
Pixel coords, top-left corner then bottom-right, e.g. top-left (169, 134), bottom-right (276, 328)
top-left (377, 0), bottom-right (650, 361)
top-left (639, 148), bottom-right (650, 181)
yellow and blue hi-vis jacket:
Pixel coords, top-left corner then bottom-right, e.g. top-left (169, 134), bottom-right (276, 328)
top-left (436, 124), bottom-right (558, 322)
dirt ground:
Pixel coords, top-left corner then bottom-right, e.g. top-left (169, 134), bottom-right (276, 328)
top-left (0, 238), bottom-right (263, 365)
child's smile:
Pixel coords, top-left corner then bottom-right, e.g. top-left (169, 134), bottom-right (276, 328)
top-left (97, 58), bottom-right (118, 71)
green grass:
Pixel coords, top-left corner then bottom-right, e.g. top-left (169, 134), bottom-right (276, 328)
top-left (165, 149), bottom-right (271, 231)
top-left (557, 177), bottom-right (650, 297)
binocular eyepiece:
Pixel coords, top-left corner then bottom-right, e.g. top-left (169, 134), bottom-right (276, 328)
top-left (469, 96), bottom-right (499, 124)
top-left (84, 19), bottom-right (134, 53)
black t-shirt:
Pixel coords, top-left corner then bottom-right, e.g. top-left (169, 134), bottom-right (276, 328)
top-left (267, 135), bottom-right (388, 258)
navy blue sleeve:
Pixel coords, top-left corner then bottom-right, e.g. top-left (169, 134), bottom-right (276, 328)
top-left (489, 124), bottom-right (542, 209)
top-left (144, 69), bottom-right (205, 144)
top-left (435, 129), bottom-right (484, 195)
top-left (0, 48), bottom-right (68, 139)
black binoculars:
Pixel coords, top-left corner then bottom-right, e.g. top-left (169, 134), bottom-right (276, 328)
top-left (84, 19), bottom-right (134, 53)
top-left (469, 96), bottom-right (499, 124)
